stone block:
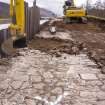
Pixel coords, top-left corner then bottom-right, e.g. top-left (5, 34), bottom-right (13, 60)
top-left (80, 74), bottom-right (98, 80)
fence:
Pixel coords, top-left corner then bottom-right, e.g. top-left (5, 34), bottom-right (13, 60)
top-left (25, 2), bottom-right (40, 41)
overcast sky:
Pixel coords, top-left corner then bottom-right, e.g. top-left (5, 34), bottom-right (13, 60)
top-left (0, 0), bottom-right (98, 15)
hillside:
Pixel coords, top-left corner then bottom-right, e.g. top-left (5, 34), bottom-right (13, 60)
top-left (0, 2), bottom-right (10, 18)
top-left (40, 8), bottom-right (56, 17)
top-left (0, 2), bottom-right (56, 18)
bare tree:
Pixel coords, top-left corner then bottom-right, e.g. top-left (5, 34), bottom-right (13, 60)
top-left (86, 0), bottom-right (91, 10)
top-left (87, 0), bottom-right (105, 18)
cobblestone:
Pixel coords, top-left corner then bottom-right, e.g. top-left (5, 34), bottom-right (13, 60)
top-left (43, 72), bottom-right (54, 79)
top-left (11, 81), bottom-right (23, 89)
top-left (100, 85), bottom-right (105, 91)
top-left (97, 91), bottom-right (105, 100)
top-left (33, 83), bottom-right (45, 90)
top-left (96, 101), bottom-right (105, 105)
top-left (9, 93), bottom-right (24, 104)
top-left (80, 91), bottom-right (97, 98)
top-left (85, 80), bottom-right (103, 86)
top-left (25, 99), bottom-right (36, 105)
top-left (21, 81), bottom-right (31, 89)
top-left (0, 79), bottom-right (10, 90)
top-left (30, 75), bottom-right (42, 83)
top-left (51, 87), bottom-right (63, 95)
top-left (0, 49), bottom-right (105, 105)
top-left (80, 74), bottom-right (98, 80)
top-left (97, 74), bottom-right (105, 80)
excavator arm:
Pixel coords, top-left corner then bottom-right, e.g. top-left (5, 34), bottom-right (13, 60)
top-left (1, 0), bottom-right (26, 56)
top-left (14, 0), bottom-right (25, 33)
top-left (10, 0), bottom-right (25, 36)
top-left (10, 0), bottom-right (13, 17)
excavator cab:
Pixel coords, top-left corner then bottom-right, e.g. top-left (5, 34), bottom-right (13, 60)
top-left (63, 0), bottom-right (87, 23)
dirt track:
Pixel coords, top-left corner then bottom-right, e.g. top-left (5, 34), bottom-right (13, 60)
top-left (28, 36), bottom-right (84, 57)
top-left (53, 21), bottom-right (102, 32)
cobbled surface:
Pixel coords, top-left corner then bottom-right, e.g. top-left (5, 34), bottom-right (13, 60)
top-left (0, 48), bottom-right (105, 105)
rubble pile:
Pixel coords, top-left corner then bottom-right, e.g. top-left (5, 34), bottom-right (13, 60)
top-left (28, 37), bottom-right (85, 57)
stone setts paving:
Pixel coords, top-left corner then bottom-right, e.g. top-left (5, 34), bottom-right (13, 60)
top-left (0, 49), bottom-right (105, 105)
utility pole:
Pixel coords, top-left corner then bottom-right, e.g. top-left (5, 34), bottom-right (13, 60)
top-left (86, 0), bottom-right (91, 12)
top-left (33, 0), bottom-right (36, 6)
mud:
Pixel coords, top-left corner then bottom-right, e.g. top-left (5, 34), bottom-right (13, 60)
top-left (28, 36), bottom-right (84, 57)
top-left (52, 20), bottom-right (105, 72)
top-left (52, 20), bottom-right (103, 32)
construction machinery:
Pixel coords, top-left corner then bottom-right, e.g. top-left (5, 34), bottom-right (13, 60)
top-left (9, 0), bottom-right (25, 38)
top-left (63, 0), bottom-right (87, 23)
top-left (1, 0), bottom-right (26, 55)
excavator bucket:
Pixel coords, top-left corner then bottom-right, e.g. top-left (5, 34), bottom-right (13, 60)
top-left (1, 36), bottom-right (27, 56)
top-left (1, 38), bottom-right (16, 56)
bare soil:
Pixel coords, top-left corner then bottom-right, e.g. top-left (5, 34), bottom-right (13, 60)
top-left (52, 20), bottom-right (105, 69)
top-left (28, 37), bottom-right (84, 57)
top-left (52, 21), bottom-right (103, 32)
top-left (28, 19), bottom-right (105, 73)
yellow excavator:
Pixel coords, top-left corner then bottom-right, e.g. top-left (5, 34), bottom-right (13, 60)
top-left (2, 0), bottom-right (26, 55)
top-left (1, 0), bottom-right (86, 55)
top-left (9, 0), bottom-right (25, 38)
top-left (63, 0), bottom-right (87, 23)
